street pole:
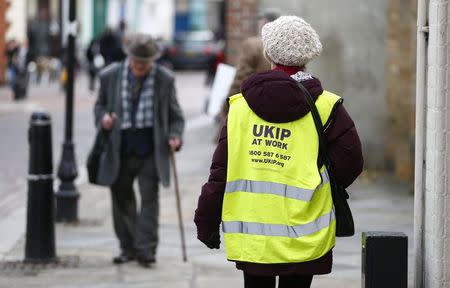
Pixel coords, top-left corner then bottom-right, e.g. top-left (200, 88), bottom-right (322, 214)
top-left (55, 0), bottom-right (79, 223)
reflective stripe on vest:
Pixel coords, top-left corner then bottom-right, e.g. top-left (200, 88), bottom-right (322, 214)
top-left (224, 90), bottom-right (341, 264)
top-left (225, 169), bottom-right (330, 202)
top-left (223, 209), bottom-right (335, 238)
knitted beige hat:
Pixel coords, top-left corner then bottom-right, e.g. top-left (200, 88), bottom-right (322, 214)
top-left (261, 16), bottom-right (322, 67)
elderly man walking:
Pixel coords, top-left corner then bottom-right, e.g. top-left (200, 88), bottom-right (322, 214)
top-left (94, 33), bottom-right (185, 267)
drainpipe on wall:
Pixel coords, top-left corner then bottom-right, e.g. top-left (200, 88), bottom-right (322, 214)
top-left (422, 0), bottom-right (450, 286)
top-left (414, 0), bottom-right (428, 287)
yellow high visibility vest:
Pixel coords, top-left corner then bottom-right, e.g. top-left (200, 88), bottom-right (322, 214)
top-left (223, 90), bottom-right (342, 264)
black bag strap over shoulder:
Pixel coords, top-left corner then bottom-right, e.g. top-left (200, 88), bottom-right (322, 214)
top-left (296, 82), bottom-right (355, 237)
top-left (296, 82), bottom-right (328, 166)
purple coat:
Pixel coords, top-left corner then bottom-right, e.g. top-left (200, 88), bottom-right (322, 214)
top-left (194, 70), bottom-right (364, 276)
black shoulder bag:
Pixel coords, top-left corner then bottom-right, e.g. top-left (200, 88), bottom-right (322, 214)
top-left (87, 88), bottom-right (116, 186)
top-left (87, 129), bottom-right (108, 185)
top-left (297, 82), bottom-right (355, 237)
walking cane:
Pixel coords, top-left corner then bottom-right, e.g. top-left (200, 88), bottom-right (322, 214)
top-left (170, 151), bottom-right (188, 262)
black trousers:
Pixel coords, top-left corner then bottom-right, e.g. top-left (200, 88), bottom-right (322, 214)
top-left (110, 155), bottom-right (159, 258)
top-left (244, 273), bottom-right (313, 288)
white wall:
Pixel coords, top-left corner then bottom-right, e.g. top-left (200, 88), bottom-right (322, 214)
top-left (107, 0), bottom-right (122, 28)
top-left (79, 0), bottom-right (93, 48)
top-left (131, 0), bottom-right (174, 40)
top-left (101, 0), bottom-right (174, 40)
top-left (6, 0), bottom-right (27, 43)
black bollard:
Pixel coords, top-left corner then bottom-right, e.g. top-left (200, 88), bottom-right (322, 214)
top-left (25, 112), bottom-right (56, 262)
top-left (362, 231), bottom-right (407, 288)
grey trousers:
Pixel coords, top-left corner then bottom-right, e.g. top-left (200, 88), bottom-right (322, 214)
top-left (110, 155), bottom-right (159, 257)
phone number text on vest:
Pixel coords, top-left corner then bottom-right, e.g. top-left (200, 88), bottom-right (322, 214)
top-left (248, 124), bottom-right (292, 168)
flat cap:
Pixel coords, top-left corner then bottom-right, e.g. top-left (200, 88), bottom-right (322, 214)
top-left (125, 33), bottom-right (160, 61)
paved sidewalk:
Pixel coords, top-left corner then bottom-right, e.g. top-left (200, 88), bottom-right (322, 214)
top-left (0, 118), bottom-right (414, 288)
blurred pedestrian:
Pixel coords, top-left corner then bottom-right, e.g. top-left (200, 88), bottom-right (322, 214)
top-left (204, 39), bottom-right (225, 86)
top-left (99, 28), bottom-right (126, 66)
top-left (6, 40), bottom-right (29, 100)
top-left (27, 9), bottom-right (51, 84)
top-left (86, 37), bottom-right (103, 91)
top-left (204, 26), bottom-right (226, 86)
top-left (94, 33), bottom-right (185, 267)
top-left (6, 39), bottom-right (19, 89)
top-left (195, 16), bottom-right (363, 288)
top-left (116, 20), bottom-right (128, 43)
top-left (154, 36), bottom-right (173, 69)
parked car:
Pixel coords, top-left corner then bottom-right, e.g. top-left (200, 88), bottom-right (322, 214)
top-left (167, 30), bottom-right (222, 70)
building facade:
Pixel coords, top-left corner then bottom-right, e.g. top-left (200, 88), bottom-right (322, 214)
top-left (80, 0), bottom-right (175, 47)
top-left (5, 0), bottom-right (27, 43)
top-left (258, 0), bottom-right (390, 173)
top-left (252, 0), bottom-right (416, 183)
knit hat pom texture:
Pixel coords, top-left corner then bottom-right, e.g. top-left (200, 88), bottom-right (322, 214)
top-left (262, 16), bottom-right (322, 67)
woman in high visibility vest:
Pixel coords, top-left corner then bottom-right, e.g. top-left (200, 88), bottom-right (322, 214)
top-left (195, 16), bottom-right (363, 288)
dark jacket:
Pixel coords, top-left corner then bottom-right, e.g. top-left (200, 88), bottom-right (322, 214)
top-left (99, 31), bottom-right (126, 65)
top-left (94, 62), bottom-right (185, 187)
top-left (194, 69), bottom-right (363, 276)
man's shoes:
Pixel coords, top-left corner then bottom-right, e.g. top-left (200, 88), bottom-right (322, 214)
top-left (136, 254), bottom-right (156, 268)
top-left (113, 252), bottom-right (136, 264)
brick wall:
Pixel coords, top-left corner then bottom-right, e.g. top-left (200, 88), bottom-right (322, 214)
top-left (225, 0), bottom-right (257, 65)
top-left (0, 0), bottom-right (10, 84)
top-left (385, 0), bottom-right (417, 185)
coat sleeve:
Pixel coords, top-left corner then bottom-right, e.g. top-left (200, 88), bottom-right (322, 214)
top-left (324, 103), bottom-right (364, 188)
top-left (94, 73), bottom-right (108, 129)
top-left (168, 78), bottom-right (185, 139)
top-left (194, 122), bottom-right (228, 241)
